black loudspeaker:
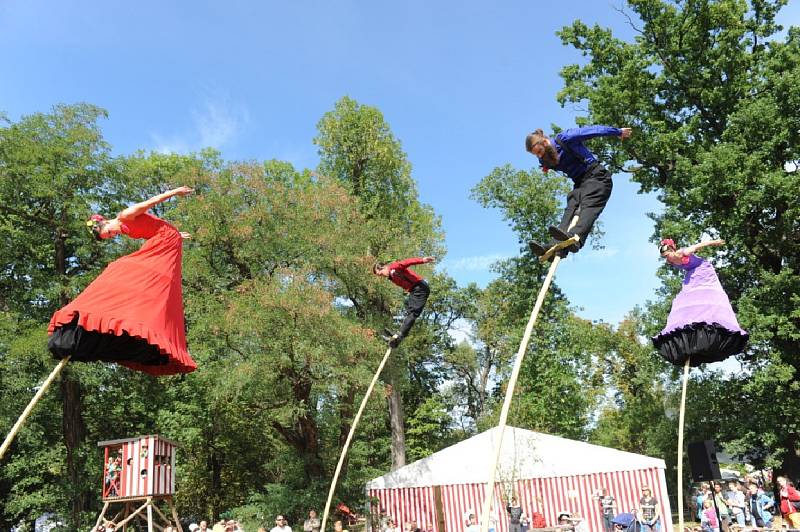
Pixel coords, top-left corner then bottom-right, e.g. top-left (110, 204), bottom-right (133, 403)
top-left (688, 440), bottom-right (722, 482)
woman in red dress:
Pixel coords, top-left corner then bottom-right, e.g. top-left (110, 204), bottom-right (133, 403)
top-left (48, 186), bottom-right (197, 376)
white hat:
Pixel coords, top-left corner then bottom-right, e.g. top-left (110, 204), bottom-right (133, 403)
top-left (189, 524), bottom-right (200, 531)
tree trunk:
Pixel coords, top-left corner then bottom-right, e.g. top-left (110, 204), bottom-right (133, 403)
top-left (61, 367), bottom-right (86, 529)
top-left (338, 385), bottom-right (356, 475)
top-left (56, 228), bottom-right (88, 529)
top-left (387, 362), bottom-right (406, 470)
top-left (210, 449), bottom-right (223, 520)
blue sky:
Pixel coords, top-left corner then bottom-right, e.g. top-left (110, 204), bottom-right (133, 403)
top-left (2, 1), bottom-right (798, 325)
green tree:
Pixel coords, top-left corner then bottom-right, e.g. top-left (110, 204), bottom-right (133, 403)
top-left (558, 0), bottom-right (800, 478)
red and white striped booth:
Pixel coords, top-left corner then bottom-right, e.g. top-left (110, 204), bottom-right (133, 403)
top-left (366, 427), bottom-right (672, 532)
top-left (98, 435), bottom-right (178, 500)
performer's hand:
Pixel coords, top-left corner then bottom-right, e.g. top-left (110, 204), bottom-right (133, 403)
top-left (620, 128), bottom-right (632, 140)
top-left (173, 186), bottom-right (194, 197)
top-left (180, 232), bottom-right (192, 240)
top-left (423, 256), bottom-right (436, 263)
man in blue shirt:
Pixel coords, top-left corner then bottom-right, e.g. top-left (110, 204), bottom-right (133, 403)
top-left (525, 125), bottom-right (632, 257)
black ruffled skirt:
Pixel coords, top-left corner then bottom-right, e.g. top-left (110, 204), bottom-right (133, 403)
top-left (48, 316), bottom-right (168, 367)
top-left (652, 322), bottom-right (748, 367)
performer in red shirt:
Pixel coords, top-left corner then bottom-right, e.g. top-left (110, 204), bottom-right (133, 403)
top-left (48, 186), bottom-right (197, 376)
top-left (372, 256), bottom-right (435, 347)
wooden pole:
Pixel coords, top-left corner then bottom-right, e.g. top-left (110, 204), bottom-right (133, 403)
top-left (479, 215), bottom-right (579, 532)
top-left (0, 356), bottom-right (71, 460)
top-left (168, 497), bottom-right (184, 532)
top-left (321, 346), bottom-right (394, 532)
top-left (677, 357), bottom-right (691, 532)
top-left (94, 501), bottom-right (110, 531)
top-left (147, 497), bottom-right (154, 532)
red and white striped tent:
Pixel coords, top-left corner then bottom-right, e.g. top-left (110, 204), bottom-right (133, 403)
top-left (366, 427), bottom-right (671, 532)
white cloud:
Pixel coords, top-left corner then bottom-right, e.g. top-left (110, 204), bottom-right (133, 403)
top-left (151, 97), bottom-right (249, 154)
top-left (442, 253), bottom-right (510, 272)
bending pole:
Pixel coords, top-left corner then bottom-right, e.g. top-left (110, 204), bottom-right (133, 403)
top-left (321, 346), bottom-right (394, 532)
top-left (677, 357), bottom-right (691, 532)
top-left (0, 356), bottom-right (71, 460)
top-left (479, 215), bottom-right (579, 532)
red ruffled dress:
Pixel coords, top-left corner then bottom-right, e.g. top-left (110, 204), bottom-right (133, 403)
top-left (48, 213), bottom-right (196, 376)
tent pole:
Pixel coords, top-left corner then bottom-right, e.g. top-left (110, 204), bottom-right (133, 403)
top-left (322, 346), bottom-right (394, 532)
top-left (479, 215), bottom-right (577, 532)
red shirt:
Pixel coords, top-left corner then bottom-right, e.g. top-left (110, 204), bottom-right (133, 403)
top-left (386, 257), bottom-right (427, 292)
top-left (780, 486), bottom-right (800, 515)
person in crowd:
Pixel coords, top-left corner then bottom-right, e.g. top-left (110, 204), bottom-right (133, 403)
top-left (570, 511), bottom-right (589, 532)
top-left (777, 475), bottom-right (800, 529)
top-left (383, 518), bottom-right (399, 532)
top-left (520, 512), bottom-right (530, 532)
top-left (506, 496), bottom-right (523, 532)
top-left (700, 500), bottom-right (719, 532)
top-left (696, 483), bottom-right (711, 521)
top-left (198, 521), bottom-right (210, 532)
top-left (373, 256), bottom-right (435, 347)
top-left (746, 482), bottom-right (774, 527)
top-left (556, 512), bottom-right (574, 531)
top-left (465, 514), bottom-right (480, 532)
top-left (713, 483), bottom-right (731, 532)
top-left (637, 486), bottom-right (661, 532)
top-left (304, 509), bottom-right (321, 532)
top-left (725, 481), bottom-right (746, 527)
top-left (271, 515), bottom-right (293, 532)
top-left (593, 487), bottom-right (616, 532)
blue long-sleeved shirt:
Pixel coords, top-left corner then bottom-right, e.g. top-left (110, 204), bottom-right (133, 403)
top-left (541, 125), bottom-right (622, 181)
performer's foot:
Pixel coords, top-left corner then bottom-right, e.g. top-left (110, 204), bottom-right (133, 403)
top-left (548, 226), bottom-right (573, 242)
top-left (548, 226), bottom-right (580, 253)
top-left (382, 329), bottom-right (402, 348)
top-left (528, 241), bottom-right (547, 257)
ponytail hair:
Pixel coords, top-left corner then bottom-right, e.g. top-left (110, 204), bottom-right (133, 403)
top-left (525, 129), bottom-right (547, 152)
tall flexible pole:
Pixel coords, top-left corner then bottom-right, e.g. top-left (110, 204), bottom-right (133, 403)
top-left (479, 215), bottom-right (579, 532)
top-left (0, 356), bottom-right (71, 460)
top-left (677, 358), bottom-right (691, 532)
top-left (321, 346), bottom-right (394, 532)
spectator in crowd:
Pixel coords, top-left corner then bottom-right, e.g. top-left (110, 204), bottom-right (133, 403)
top-left (465, 514), bottom-right (480, 532)
top-left (637, 486), bottom-right (661, 532)
top-left (334, 520), bottom-right (349, 532)
top-left (272, 515), bottom-right (293, 532)
top-left (213, 520), bottom-right (226, 532)
top-left (695, 483), bottom-right (711, 521)
top-left (725, 481), bottom-right (746, 527)
top-left (746, 482), bottom-right (773, 527)
top-left (713, 483), bottom-right (730, 532)
top-left (258, 528), bottom-right (268, 532)
top-left (304, 510), bottom-right (321, 532)
top-left (164, 527), bottom-right (174, 532)
top-left (700, 500), bottom-right (719, 532)
top-left (198, 521), bottom-right (210, 532)
top-left (506, 496), bottom-right (523, 532)
top-left (556, 512), bottom-right (574, 531)
top-left (777, 475), bottom-right (800, 529)
top-left (383, 517), bottom-right (399, 532)
top-left (570, 511), bottom-right (589, 532)
top-left (593, 487), bottom-right (616, 532)
top-left (520, 512), bottom-right (530, 532)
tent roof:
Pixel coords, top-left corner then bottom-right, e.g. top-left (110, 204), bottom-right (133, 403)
top-left (367, 426), bottom-right (666, 489)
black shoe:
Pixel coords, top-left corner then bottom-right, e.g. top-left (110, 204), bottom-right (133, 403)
top-left (529, 241), bottom-right (547, 257)
top-left (382, 329), bottom-right (402, 348)
top-left (548, 226), bottom-right (573, 241)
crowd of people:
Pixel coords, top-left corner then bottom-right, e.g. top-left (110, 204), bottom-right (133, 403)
top-left (688, 475), bottom-right (800, 531)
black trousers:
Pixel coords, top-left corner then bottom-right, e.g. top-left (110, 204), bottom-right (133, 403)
top-left (398, 281), bottom-right (430, 338)
top-left (555, 164), bottom-right (613, 249)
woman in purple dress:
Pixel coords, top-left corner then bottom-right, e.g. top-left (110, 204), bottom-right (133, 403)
top-left (652, 238), bottom-right (748, 366)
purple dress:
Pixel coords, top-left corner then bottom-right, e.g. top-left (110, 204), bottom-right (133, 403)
top-left (652, 254), bottom-right (748, 366)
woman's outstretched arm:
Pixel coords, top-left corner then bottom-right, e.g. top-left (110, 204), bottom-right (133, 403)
top-left (118, 186), bottom-right (193, 222)
top-left (682, 238), bottom-right (725, 255)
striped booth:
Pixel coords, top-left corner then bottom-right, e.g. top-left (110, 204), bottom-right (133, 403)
top-left (366, 427), bottom-right (672, 532)
top-left (98, 435), bottom-right (177, 500)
